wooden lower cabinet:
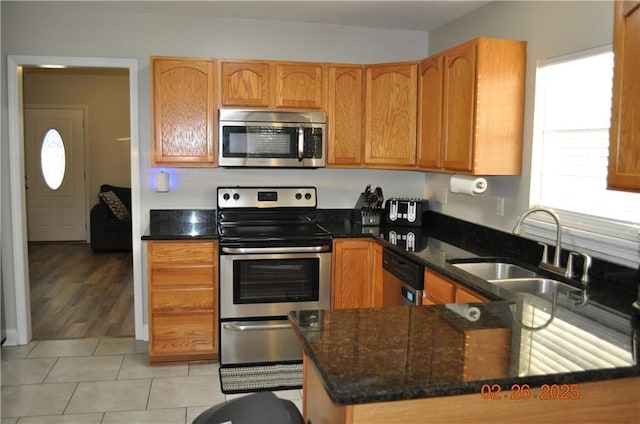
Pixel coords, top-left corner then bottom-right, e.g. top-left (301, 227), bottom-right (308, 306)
top-left (303, 354), bottom-right (640, 424)
top-left (147, 240), bottom-right (218, 364)
top-left (423, 269), bottom-right (487, 304)
top-left (332, 239), bottom-right (383, 309)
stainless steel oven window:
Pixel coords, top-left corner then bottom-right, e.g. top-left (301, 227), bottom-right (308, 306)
top-left (233, 257), bottom-right (320, 304)
top-left (219, 251), bottom-right (331, 319)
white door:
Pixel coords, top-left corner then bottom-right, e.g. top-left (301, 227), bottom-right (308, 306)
top-left (24, 108), bottom-right (87, 241)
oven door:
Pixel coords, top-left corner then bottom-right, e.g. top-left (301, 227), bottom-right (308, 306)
top-left (218, 123), bottom-right (325, 168)
top-left (219, 245), bottom-right (332, 319)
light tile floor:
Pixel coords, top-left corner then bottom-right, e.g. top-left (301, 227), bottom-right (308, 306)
top-left (1, 337), bottom-right (303, 424)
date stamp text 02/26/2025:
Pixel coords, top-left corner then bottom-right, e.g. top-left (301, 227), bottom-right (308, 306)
top-left (480, 384), bottom-right (581, 400)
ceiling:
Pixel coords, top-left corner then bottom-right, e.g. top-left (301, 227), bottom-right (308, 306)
top-left (6, 1), bottom-right (491, 32)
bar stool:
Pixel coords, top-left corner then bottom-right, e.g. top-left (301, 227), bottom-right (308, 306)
top-left (192, 391), bottom-right (303, 424)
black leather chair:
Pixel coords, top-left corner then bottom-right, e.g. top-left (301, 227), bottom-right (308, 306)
top-left (90, 184), bottom-right (132, 252)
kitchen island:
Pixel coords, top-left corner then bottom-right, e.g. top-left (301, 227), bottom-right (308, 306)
top-left (290, 304), bottom-right (640, 423)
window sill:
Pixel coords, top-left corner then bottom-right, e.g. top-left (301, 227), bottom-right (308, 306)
top-left (519, 213), bottom-right (639, 269)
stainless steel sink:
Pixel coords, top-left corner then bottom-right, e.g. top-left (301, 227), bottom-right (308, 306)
top-left (489, 278), bottom-right (581, 296)
top-left (452, 262), bottom-right (537, 280)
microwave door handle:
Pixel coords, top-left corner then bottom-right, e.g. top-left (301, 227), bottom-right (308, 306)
top-left (297, 124), bottom-right (304, 161)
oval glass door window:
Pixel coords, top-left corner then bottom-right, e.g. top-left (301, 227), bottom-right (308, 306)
top-left (40, 128), bottom-right (66, 190)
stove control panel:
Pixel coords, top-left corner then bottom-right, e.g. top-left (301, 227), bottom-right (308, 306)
top-left (218, 187), bottom-right (317, 209)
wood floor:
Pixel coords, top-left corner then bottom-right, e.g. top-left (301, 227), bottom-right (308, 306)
top-left (28, 242), bottom-right (134, 339)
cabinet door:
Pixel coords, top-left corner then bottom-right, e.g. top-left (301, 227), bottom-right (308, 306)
top-left (608, 2), bottom-right (640, 192)
top-left (327, 65), bottom-right (364, 166)
top-left (424, 270), bottom-right (456, 304)
top-left (417, 55), bottom-right (444, 170)
top-left (332, 239), bottom-right (377, 309)
top-left (220, 61), bottom-right (270, 107)
top-left (151, 57), bottom-right (215, 166)
top-left (442, 42), bottom-right (476, 172)
top-left (364, 63), bottom-right (418, 167)
top-left (455, 286), bottom-right (487, 303)
top-left (274, 63), bottom-right (324, 109)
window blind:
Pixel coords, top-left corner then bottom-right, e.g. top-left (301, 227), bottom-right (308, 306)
top-left (529, 46), bottom-right (640, 267)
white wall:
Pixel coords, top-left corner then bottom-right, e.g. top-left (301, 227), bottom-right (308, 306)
top-left (1, 2), bottom-right (429, 221)
top-left (424, 1), bottom-right (614, 232)
top-left (0, 3), bottom-right (429, 338)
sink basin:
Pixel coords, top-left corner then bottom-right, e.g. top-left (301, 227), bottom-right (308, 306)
top-left (489, 278), bottom-right (581, 297)
top-left (452, 262), bottom-right (537, 280)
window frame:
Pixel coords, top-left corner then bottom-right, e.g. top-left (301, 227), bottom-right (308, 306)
top-left (526, 44), bottom-right (640, 269)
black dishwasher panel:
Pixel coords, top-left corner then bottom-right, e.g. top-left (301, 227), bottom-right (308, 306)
top-left (382, 248), bottom-right (424, 290)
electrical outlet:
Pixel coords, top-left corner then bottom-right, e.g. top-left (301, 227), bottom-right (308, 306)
top-left (496, 197), bottom-right (505, 216)
top-left (441, 187), bottom-right (448, 204)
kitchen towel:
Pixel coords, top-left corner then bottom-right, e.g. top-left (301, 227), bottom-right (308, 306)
top-left (450, 174), bottom-right (488, 196)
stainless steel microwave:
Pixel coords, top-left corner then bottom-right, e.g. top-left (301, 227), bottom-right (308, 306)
top-left (218, 109), bottom-right (326, 168)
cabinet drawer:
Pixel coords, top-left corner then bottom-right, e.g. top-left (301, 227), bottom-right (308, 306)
top-left (150, 264), bottom-right (214, 287)
top-left (151, 287), bottom-right (214, 311)
top-left (424, 271), bottom-right (456, 304)
top-left (455, 286), bottom-right (488, 303)
top-left (151, 312), bottom-right (215, 354)
top-left (149, 241), bottom-right (216, 264)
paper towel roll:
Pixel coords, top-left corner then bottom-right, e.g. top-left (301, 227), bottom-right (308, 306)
top-left (449, 174), bottom-right (488, 196)
top-left (445, 303), bottom-right (481, 321)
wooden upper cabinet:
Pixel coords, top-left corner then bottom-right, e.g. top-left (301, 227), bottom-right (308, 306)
top-left (220, 61), bottom-right (270, 107)
top-left (442, 42), bottom-right (476, 172)
top-left (608, 1), bottom-right (640, 192)
top-left (327, 65), bottom-right (365, 166)
top-left (417, 55), bottom-right (444, 169)
top-left (275, 63), bottom-right (325, 109)
top-left (364, 62), bottom-right (418, 167)
top-left (418, 38), bottom-right (526, 175)
top-left (220, 60), bottom-right (325, 110)
top-left (151, 57), bottom-right (216, 167)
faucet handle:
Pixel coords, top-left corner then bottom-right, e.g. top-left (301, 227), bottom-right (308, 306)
top-left (580, 253), bottom-right (592, 285)
top-left (537, 242), bottom-right (550, 264)
top-left (566, 251), bottom-right (592, 286)
top-left (566, 251), bottom-right (579, 279)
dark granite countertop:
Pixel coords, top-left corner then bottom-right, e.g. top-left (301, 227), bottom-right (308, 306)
top-left (290, 304), bottom-right (640, 405)
top-left (144, 208), bottom-right (640, 405)
top-left (142, 208), bottom-right (638, 317)
top-left (142, 209), bottom-right (218, 240)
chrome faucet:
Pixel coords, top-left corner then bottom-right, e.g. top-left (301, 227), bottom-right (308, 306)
top-left (512, 206), bottom-right (563, 270)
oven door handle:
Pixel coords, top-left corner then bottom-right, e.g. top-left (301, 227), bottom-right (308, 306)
top-left (221, 245), bottom-right (330, 254)
top-left (223, 322), bottom-right (292, 331)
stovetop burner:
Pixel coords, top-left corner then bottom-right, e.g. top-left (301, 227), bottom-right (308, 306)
top-left (216, 186), bottom-right (331, 245)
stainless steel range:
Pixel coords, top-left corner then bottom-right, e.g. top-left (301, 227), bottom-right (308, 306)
top-left (217, 186), bottom-right (332, 365)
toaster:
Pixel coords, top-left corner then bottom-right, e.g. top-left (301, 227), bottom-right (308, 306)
top-left (384, 198), bottom-right (429, 227)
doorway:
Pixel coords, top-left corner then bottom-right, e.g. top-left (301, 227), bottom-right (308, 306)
top-left (6, 55), bottom-right (142, 346)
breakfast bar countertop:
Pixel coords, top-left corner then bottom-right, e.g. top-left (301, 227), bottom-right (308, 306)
top-left (289, 303), bottom-right (640, 405)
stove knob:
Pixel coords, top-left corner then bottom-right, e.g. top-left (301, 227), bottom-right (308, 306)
top-left (233, 193), bottom-right (240, 201)
top-left (295, 193), bottom-right (302, 200)
top-left (305, 193), bottom-right (312, 200)
top-left (222, 193), bottom-right (230, 201)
